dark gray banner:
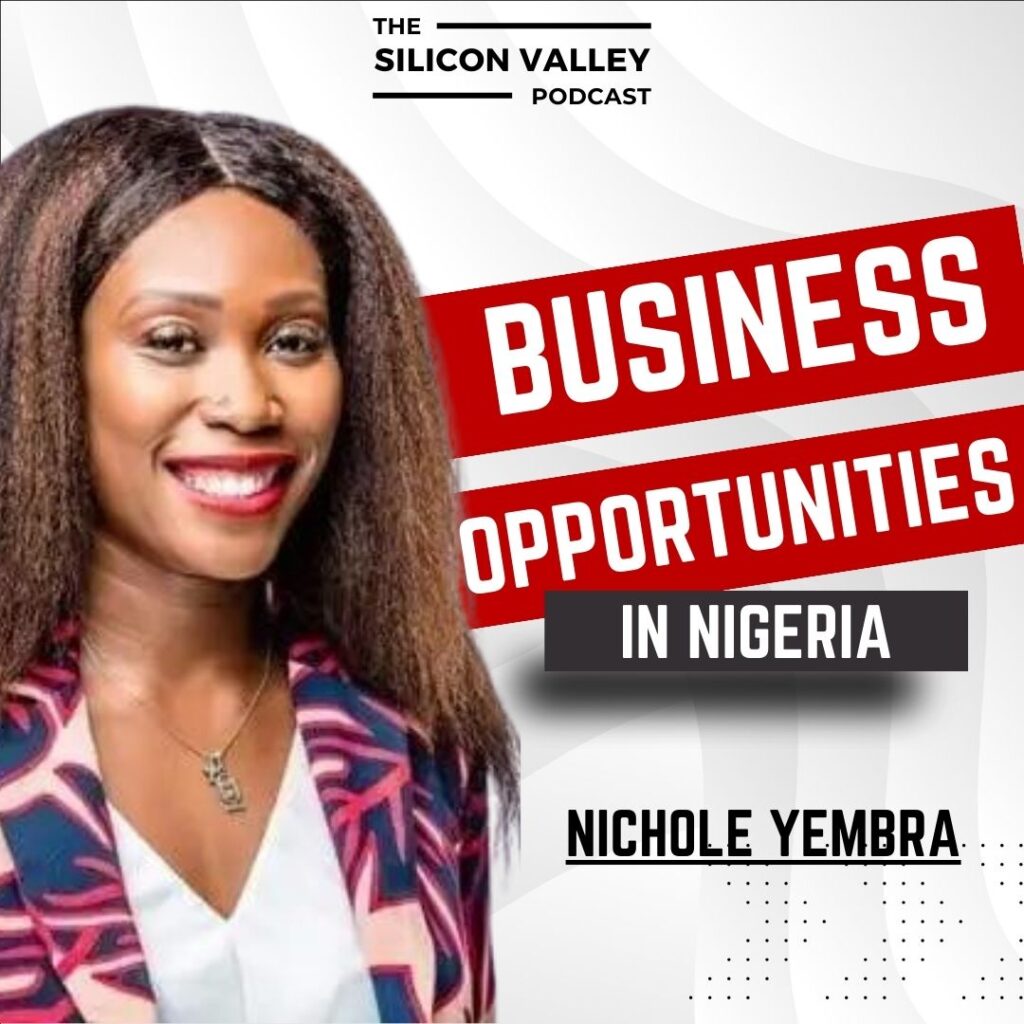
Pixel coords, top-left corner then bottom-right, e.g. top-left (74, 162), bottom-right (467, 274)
top-left (544, 591), bottom-right (968, 671)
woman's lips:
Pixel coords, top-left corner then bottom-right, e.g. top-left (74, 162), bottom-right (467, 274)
top-left (163, 454), bottom-right (297, 517)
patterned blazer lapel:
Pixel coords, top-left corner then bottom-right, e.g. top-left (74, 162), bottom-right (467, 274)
top-left (0, 616), bottom-right (441, 1023)
top-left (0, 615), bottom-right (157, 1023)
top-left (285, 629), bottom-right (437, 1022)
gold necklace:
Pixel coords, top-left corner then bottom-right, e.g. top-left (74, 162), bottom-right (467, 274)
top-left (79, 634), bottom-right (276, 815)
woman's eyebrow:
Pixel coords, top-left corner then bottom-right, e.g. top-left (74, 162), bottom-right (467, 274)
top-left (117, 287), bottom-right (327, 319)
top-left (118, 289), bottom-right (221, 317)
top-left (263, 288), bottom-right (328, 313)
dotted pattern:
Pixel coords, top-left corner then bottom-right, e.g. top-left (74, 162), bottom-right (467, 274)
top-left (685, 839), bottom-right (1024, 1005)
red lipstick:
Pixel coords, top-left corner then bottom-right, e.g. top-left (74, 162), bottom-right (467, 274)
top-left (163, 452), bottom-right (297, 518)
top-left (164, 452), bottom-right (297, 472)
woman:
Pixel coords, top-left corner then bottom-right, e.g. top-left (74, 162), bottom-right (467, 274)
top-left (0, 106), bottom-right (518, 1024)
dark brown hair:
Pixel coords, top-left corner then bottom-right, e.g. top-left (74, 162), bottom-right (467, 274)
top-left (0, 106), bottom-right (518, 833)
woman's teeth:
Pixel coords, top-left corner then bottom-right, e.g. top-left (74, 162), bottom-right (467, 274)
top-left (177, 468), bottom-right (279, 497)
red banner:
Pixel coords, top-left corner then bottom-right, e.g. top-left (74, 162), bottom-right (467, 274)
top-left (458, 406), bottom-right (1024, 628)
top-left (426, 207), bottom-right (1024, 457)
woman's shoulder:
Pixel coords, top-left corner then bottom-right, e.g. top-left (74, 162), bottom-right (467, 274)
top-left (281, 617), bottom-right (481, 810)
top-left (281, 616), bottom-right (420, 734)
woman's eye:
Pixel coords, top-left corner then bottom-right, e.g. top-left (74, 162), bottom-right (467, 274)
top-left (141, 324), bottom-right (201, 356)
top-left (266, 325), bottom-right (328, 359)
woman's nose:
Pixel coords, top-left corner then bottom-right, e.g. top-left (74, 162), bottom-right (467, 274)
top-left (198, 352), bottom-right (283, 432)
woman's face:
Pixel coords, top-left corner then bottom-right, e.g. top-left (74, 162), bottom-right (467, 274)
top-left (81, 187), bottom-right (344, 582)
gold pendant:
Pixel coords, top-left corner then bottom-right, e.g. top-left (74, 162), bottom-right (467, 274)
top-left (202, 752), bottom-right (246, 814)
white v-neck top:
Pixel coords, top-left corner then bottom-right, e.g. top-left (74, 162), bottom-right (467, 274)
top-left (109, 730), bottom-right (381, 1024)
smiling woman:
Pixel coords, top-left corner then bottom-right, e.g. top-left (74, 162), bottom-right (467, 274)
top-left (82, 188), bottom-right (344, 579)
top-left (0, 107), bottom-right (517, 1024)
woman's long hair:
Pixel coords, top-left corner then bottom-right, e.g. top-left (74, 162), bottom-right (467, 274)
top-left (0, 106), bottom-right (518, 832)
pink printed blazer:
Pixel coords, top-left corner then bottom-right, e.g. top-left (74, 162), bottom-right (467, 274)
top-left (0, 614), bottom-right (495, 1023)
